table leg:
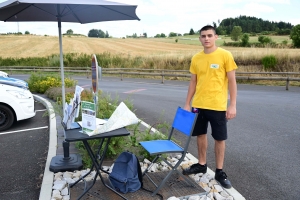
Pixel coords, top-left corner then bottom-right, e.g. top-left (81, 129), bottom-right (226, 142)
top-left (71, 138), bottom-right (128, 200)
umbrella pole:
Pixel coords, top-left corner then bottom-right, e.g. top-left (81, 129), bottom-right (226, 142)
top-left (58, 17), bottom-right (66, 110)
top-left (49, 11), bottom-right (82, 173)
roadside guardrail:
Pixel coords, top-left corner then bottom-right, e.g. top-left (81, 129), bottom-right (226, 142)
top-left (1, 66), bottom-right (299, 90)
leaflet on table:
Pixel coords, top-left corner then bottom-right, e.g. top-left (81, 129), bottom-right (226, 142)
top-left (77, 118), bottom-right (107, 127)
top-left (62, 102), bottom-right (73, 129)
top-left (62, 85), bottom-right (84, 129)
top-left (81, 101), bottom-right (96, 134)
top-left (85, 102), bottom-right (139, 136)
top-left (73, 85), bottom-right (84, 119)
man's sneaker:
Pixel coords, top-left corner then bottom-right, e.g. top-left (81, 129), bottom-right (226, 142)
top-left (214, 171), bottom-right (232, 189)
top-left (182, 163), bottom-right (207, 175)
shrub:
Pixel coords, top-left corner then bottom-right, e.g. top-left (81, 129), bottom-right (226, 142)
top-left (290, 24), bottom-right (300, 48)
top-left (27, 73), bottom-right (77, 93)
top-left (241, 33), bottom-right (250, 47)
top-left (261, 55), bottom-right (277, 70)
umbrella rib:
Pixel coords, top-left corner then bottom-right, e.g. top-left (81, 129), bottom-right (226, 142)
top-left (65, 5), bottom-right (82, 23)
top-left (4, 4), bottom-right (32, 21)
top-left (100, 5), bottom-right (140, 20)
top-left (31, 4), bottom-right (57, 17)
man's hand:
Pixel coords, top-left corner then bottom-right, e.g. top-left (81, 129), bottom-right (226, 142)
top-left (184, 105), bottom-right (191, 112)
top-left (226, 105), bottom-right (236, 120)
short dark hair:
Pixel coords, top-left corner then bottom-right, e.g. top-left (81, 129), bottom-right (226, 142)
top-left (200, 25), bottom-right (216, 34)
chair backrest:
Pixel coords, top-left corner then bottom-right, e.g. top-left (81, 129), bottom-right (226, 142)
top-left (172, 107), bottom-right (198, 136)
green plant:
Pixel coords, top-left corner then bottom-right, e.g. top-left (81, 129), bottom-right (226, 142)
top-left (261, 55), bottom-right (277, 70)
top-left (28, 73), bottom-right (77, 93)
top-left (241, 33), bottom-right (250, 47)
top-left (290, 24), bottom-right (300, 48)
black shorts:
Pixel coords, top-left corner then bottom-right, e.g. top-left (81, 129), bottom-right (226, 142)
top-left (191, 107), bottom-right (227, 140)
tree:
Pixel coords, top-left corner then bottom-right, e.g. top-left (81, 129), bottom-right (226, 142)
top-left (66, 29), bottom-right (73, 35)
top-left (154, 34), bottom-right (161, 38)
top-left (88, 29), bottom-right (100, 37)
top-left (290, 24), bottom-right (300, 48)
top-left (189, 28), bottom-right (195, 35)
top-left (88, 29), bottom-right (105, 38)
top-left (258, 35), bottom-right (272, 44)
top-left (230, 26), bottom-right (242, 41)
top-left (169, 32), bottom-right (177, 37)
top-left (241, 33), bottom-right (249, 47)
top-left (143, 32), bottom-right (147, 38)
top-left (160, 33), bottom-right (166, 38)
top-left (212, 22), bottom-right (217, 29)
top-left (105, 31), bottom-right (109, 38)
top-left (25, 31), bottom-right (30, 35)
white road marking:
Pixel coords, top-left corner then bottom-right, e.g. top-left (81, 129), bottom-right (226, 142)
top-left (0, 126), bottom-right (48, 135)
top-left (35, 109), bottom-right (47, 112)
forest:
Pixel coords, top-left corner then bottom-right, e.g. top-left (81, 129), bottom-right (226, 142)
top-left (215, 15), bottom-right (293, 35)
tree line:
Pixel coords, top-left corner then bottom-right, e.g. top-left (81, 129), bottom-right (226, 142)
top-left (215, 15), bottom-right (293, 35)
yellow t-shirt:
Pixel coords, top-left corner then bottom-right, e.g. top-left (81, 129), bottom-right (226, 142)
top-left (190, 47), bottom-right (238, 111)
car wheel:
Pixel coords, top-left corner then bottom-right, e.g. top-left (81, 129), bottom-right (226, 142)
top-left (0, 104), bottom-right (15, 131)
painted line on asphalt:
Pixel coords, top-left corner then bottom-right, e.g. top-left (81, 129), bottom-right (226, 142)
top-left (36, 109), bottom-right (47, 112)
top-left (0, 126), bottom-right (48, 135)
top-left (123, 88), bottom-right (146, 94)
top-left (80, 84), bottom-right (91, 88)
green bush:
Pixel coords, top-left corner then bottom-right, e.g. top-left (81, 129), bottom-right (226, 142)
top-left (261, 55), bottom-right (277, 70)
top-left (27, 73), bottom-right (77, 93)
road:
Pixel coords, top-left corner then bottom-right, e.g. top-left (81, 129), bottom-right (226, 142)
top-left (0, 100), bottom-right (48, 200)
top-left (13, 74), bottom-right (300, 200)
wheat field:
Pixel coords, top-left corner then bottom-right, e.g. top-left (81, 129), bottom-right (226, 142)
top-left (0, 35), bottom-right (202, 58)
top-left (1, 35), bottom-right (299, 61)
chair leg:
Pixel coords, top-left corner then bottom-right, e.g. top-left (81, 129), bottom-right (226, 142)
top-left (150, 168), bottom-right (177, 196)
top-left (142, 155), bottom-right (160, 188)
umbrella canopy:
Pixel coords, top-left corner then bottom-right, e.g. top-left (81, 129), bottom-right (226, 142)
top-left (0, 0), bottom-right (140, 108)
top-left (0, 0), bottom-right (139, 23)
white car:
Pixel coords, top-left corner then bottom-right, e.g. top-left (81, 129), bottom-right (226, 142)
top-left (0, 76), bottom-right (29, 89)
top-left (0, 83), bottom-right (35, 131)
top-left (0, 71), bottom-right (9, 77)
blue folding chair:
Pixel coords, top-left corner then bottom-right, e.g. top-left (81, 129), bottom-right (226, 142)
top-left (139, 106), bottom-right (198, 196)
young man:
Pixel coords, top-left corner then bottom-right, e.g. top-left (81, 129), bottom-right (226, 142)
top-left (182, 25), bottom-right (237, 189)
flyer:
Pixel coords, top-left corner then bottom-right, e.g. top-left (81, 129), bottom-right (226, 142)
top-left (81, 101), bottom-right (96, 134)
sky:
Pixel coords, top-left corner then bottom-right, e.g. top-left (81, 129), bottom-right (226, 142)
top-left (0, 0), bottom-right (299, 38)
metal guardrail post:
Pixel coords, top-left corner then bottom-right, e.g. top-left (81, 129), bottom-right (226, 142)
top-left (86, 67), bottom-right (89, 79)
top-left (162, 70), bottom-right (164, 84)
top-left (286, 77), bottom-right (289, 90)
top-left (121, 73), bottom-right (123, 81)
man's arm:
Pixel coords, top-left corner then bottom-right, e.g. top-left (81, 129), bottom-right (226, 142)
top-left (226, 70), bottom-right (237, 119)
top-left (184, 74), bottom-right (197, 111)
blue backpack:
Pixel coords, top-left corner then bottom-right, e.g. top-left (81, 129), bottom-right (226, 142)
top-left (109, 151), bottom-right (142, 194)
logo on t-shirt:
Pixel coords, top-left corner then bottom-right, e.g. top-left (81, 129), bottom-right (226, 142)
top-left (210, 64), bottom-right (219, 69)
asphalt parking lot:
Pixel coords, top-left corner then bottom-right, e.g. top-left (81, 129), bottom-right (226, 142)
top-left (0, 99), bottom-right (49, 200)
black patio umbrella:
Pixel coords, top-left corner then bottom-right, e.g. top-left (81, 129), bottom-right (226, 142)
top-left (0, 0), bottom-right (140, 107)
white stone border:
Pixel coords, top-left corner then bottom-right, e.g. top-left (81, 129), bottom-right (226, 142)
top-left (34, 95), bottom-right (57, 200)
top-left (141, 120), bottom-right (246, 200)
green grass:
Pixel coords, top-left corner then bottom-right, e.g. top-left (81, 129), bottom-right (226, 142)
top-left (150, 34), bottom-right (291, 46)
